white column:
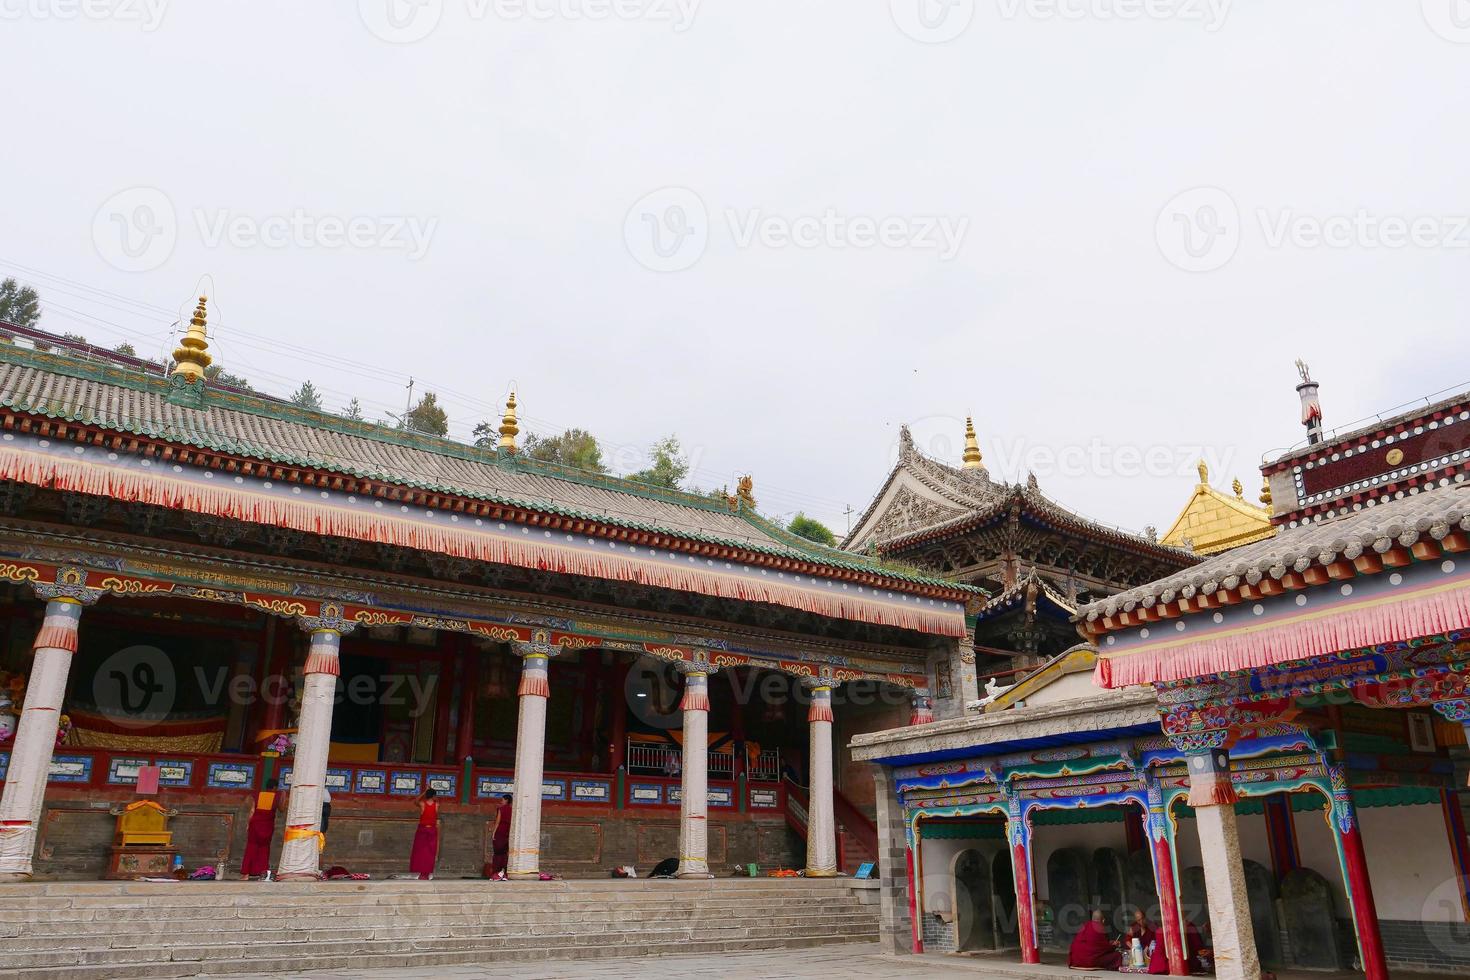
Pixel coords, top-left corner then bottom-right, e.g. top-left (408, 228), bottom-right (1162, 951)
top-left (0, 597), bottom-right (87, 879)
top-left (676, 667), bottom-right (714, 878)
top-left (277, 627), bottom-right (343, 880)
top-left (1186, 745), bottom-right (1260, 980)
top-left (805, 683), bottom-right (838, 877)
top-left (507, 647), bottom-right (552, 880)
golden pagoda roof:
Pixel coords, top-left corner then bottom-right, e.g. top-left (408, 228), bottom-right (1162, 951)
top-left (1159, 460), bottom-right (1276, 556)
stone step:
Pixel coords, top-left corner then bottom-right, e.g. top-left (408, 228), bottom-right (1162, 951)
top-left (7, 878), bottom-right (844, 898)
top-left (0, 893), bottom-right (858, 922)
top-left (0, 931), bottom-right (879, 980)
top-left (3, 910), bottom-right (878, 949)
top-left (3, 920), bottom-right (879, 969)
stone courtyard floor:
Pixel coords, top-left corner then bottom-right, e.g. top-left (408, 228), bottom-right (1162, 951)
top-left (211, 942), bottom-right (1464, 980)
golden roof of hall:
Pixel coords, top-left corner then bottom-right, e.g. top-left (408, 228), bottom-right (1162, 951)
top-left (1158, 460), bottom-right (1276, 556)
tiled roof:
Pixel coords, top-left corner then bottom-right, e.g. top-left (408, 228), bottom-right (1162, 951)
top-left (1158, 472), bottom-right (1275, 556)
top-left (0, 345), bottom-right (980, 595)
top-left (1080, 481), bottom-right (1470, 624)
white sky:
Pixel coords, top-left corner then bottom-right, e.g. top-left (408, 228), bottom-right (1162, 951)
top-left (3, 1), bottom-right (1468, 539)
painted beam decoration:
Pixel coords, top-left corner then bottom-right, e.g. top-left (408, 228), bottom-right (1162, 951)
top-left (0, 431), bottom-right (968, 636)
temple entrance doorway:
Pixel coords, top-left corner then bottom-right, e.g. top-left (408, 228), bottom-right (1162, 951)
top-left (991, 848), bottom-right (1020, 949)
top-left (953, 848), bottom-right (995, 952)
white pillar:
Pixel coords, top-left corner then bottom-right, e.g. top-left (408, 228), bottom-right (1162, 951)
top-left (676, 667), bottom-right (714, 878)
top-left (277, 627), bottom-right (343, 880)
top-left (805, 683), bottom-right (838, 877)
top-left (1186, 745), bottom-right (1260, 980)
top-left (507, 646), bottom-right (552, 880)
top-left (0, 597), bottom-right (88, 879)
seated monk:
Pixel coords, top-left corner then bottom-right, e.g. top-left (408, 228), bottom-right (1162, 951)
top-left (1124, 908), bottom-right (1156, 954)
top-left (1069, 910), bottom-right (1122, 971)
top-left (1149, 918), bottom-right (1205, 975)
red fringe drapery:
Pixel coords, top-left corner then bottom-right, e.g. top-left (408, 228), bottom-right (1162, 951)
top-left (1095, 578), bottom-right (1470, 688)
top-left (0, 447), bottom-right (964, 636)
top-left (679, 687), bottom-right (710, 712)
top-left (34, 622), bottom-right (79, 653)
top-left (517, 671), bottom-right (550, 698)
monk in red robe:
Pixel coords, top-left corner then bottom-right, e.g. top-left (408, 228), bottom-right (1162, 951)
top-left (240, 779), bottom-right (279, 880)
top-left (1069, 910), bottom-right (1122, 970)
top-left (1149, 918), bottom-right (1205, 975)
top-left (409, 787), bottom-right (440, 880)
top-left (489, 795), bottom-right (511, 878)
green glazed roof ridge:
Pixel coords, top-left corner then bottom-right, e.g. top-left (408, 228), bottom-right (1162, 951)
top-left (0, 344), bottom-right (975, 594)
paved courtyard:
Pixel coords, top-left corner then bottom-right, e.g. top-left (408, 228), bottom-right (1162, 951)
top-left (214, 943), bottom-right (1468, 980)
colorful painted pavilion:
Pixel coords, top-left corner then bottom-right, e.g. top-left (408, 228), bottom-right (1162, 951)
top-left (0, 304), bottom-right (984, 882)
top-left (852, 378), bottom-right (1470, 980)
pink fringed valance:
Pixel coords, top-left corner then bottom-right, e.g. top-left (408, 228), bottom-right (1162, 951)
top-left (1096, 579), bottom-right (1470, 688)
top-left (0, 446), bottom-right (965, 637)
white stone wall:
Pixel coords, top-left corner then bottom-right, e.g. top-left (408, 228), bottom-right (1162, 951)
top-left (1360, 803), bottom-right (1458, 923)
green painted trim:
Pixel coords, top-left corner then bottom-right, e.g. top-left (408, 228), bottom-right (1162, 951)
top-left (920, 821), bottom-right (1006, 840)
top-left (1033, 808), bottom-right (1128, 826)
top-left (459, 757), bottom-right (473, 804)
top-left (615, 766), bottom-right (626, 811)
top-left (0, 344), bottom-right (981, 596)
top-left (737, 772), bottom-right (747, 814)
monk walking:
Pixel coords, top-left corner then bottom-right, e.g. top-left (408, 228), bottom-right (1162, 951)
top-left (489, 794), bottom-right (512, 879)
top-left (409, 787), bottom-right (440, 880)
top-left (240, 778), bottom-right (279, 880)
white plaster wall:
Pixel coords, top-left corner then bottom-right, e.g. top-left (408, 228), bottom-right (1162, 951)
top-left (1235, 811), bottom-right (1272, 870)
top-left (1294, 805), bottom-right (1349, 916)
top-left (920, 837), bottom-right (1004, 917)
top-left (1360, 803), bottom-right (1459, 923)
top-left (1022, 672), bottom-right (1103, 708)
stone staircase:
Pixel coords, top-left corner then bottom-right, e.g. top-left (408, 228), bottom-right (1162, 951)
top-left (0, 877), bottom-right (876, 979)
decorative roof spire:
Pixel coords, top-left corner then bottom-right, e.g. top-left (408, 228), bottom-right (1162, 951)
top-left (1232, 477), bottom-right (1244, 498)
top-left (497, 391), bottom-right (519, 452)
top-left (1197, 459), bottom-right (1209, 485)
top-left (962, 417), bottom-right (984, 470)
top-left (1259, 474), bottom-right (1273, 513)
top-left (1296, 359), bottom-right (1323, 445)
top-left (171, 295), bottom-right (213, 383)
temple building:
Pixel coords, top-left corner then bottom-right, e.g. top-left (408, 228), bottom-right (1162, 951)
top-left (0, 304), bottom-right (985, 884)
top-left (842, 419), bottom-right (1197, 688)
top-left (855, 374), bottom-right (1470, 979)
top-left (1159, 460), bottom-right (1276, 556)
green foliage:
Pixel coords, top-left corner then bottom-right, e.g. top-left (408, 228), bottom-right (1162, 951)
top-left (62, 332), bottom-right (89, 346)
top-left (523, 428), bottom-right (607, 473)
top-left (0, 279), bottom-right (40, 329)
top-left (629, 435), bottom-right (689, 490)
top-left (114, 342), bottom-right (137, 357)
top-left (403, 391), bottom-right (449, 436)
top-left (471, 420), bottom-right (497, 449)
top-left (290, 380), bottom-right (324, 412)
top-left (204, 364), bottom-right (254, 391)
top-left (341, 397), bottom-right (365, 422)
top-left (787, 512), bottom-right (837, 547)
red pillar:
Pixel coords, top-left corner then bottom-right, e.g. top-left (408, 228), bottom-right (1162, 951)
top-left (1264, 794), bottom-right (1301, 877)
top-left (728, 671), bottom-right (747, 780)
top-left (433, 650), bottom-right (455, 765)
top-left (907, 843), bottom-right (922, 953)
top-left (578, 657), bottom-right (599, 770)
top-left (255, 620), bottom-right (293, 744)
top-left (455, 643), bottom-right (479, 763)
top-left (1331, 775), bottom-right (1389, 980)
top-left (1442, 789), bottom-right (1470, 921)
top-left (608, 659), bottom-right (628, 775)
top-left (1144, 804), bottom-right (1187, 976)
top-left (1012, 830), bottom-right (1040, 964)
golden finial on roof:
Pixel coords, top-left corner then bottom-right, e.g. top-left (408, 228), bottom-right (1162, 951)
top-left (1232, 478), bottom-right (1244, 498)
top-left (497, 391), bottom-right (519, 452)
top-left (1197, 459), bottom-right (1208, 485)
top-left (171, 295), bottom-right (213, 383)
top-left (962, 417), bottom-right (984, 471)
top-left (1259, 474), bottom-right (1273, 513)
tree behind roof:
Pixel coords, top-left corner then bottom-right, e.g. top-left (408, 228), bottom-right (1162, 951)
top-left (0, 279), bottom-right (40, 329)
top-left (630, 435), bottom-right (689, 490)
top-left (787, 513), bottom-right (837, 547)
top-left (403, 392), bottom-right (449, 436)
top-left (290, 380), bottom-right (324, 412)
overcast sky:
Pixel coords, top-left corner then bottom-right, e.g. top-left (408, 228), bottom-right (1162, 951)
top-left (3, 2), bottom-right (1468, 539)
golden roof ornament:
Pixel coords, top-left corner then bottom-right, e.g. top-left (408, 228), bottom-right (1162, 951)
top-left (1196, 459), bottom-right (1209, 485)
top-left (1259, 474), bottom-right (1273, 513)
top-left (962, 417), bottom-right (984, 471)
top-left (497, 391), bottom-right (519, 453)
top-left (171, 295), bottom-right (213, 383)
top-left (735, 474), bottom-right (756, 510)
top-left (1232, 478), bottom-right (1244, 498)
